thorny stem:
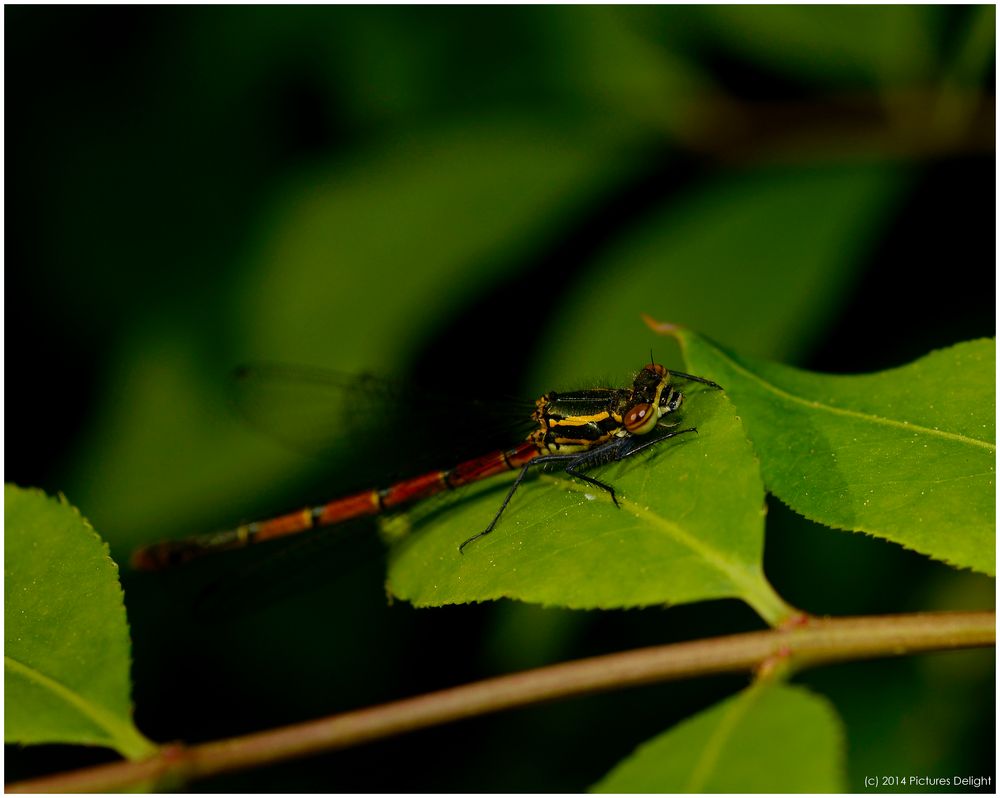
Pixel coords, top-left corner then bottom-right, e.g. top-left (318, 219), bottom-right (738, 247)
top-left (7, 610), bottom-right (994, 793)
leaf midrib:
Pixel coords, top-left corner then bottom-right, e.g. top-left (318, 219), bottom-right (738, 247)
top-left (537, 474), bottom-right (789, 622)
top-left (629, 500), bottom-right (755, 586)
top-left (714, 348), bottom-right (995, 452)
top-left (4, 654), bottom-right (154, 758)
top-left (685, 683), bottom-right (765, 792)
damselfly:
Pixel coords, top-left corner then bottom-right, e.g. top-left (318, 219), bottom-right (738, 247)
top-left (132, 362), bottom-right (721, 570)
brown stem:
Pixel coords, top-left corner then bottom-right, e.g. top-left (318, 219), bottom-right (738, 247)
top-left (669, 90), bottom-right (994, 165)
top-left (7, 610), bottom-right (993, 793)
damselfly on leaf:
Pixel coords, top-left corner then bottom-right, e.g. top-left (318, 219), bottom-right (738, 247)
top-left (133, 363), bottom-right (721, 570)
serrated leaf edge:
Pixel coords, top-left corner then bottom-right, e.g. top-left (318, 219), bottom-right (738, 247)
top-left (5, 485), bottom-right (156, 759)
top-left (390, 436), bottom-right (793, 623)
top-left (673, 340), bottom-right (996, 576)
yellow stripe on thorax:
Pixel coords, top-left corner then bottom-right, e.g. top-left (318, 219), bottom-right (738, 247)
top-left (548, 411), bottom-right (619, 428)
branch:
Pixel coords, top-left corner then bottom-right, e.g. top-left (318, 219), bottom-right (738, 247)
top-left (7, 610), bottom-right (993, 793)
top-left (669, 90), bottom-right (994, 165)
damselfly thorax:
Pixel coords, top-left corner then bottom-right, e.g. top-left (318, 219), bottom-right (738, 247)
top-left (132, 363), bottom-right (720, 570)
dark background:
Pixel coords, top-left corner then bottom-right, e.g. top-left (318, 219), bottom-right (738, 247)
top-left (6, 6), bottom-right (995, 791)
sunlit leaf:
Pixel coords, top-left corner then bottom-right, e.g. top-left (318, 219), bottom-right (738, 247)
top-left (674, 332), bottom-right (995, 575)
top-left (592, 682), bottom-right (846, 792)
top-left (387, 388), bottom-right (794, 624)
top-left (4, 486), bottom-right (154, 759)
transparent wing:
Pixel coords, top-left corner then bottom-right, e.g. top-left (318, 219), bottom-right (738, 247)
top-left (230, 364), bottom-right (399, 461)
top-left (229, 362), bottom-right (537, 476)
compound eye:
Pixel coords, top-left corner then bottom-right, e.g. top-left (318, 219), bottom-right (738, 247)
top-left (644, 363), bottom-right (667, 377)
top-left (624, 402), bottom-right (657, 435)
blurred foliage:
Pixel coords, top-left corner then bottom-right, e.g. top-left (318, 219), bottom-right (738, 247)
top-left (6, 5), bottom-right (994, 792)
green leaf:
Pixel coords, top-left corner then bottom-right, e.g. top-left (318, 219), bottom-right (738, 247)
top-left (230, 119), bottom-right (632, 367)
top-left (387, 387), bottom-right (794, 624)
top-left (537, 6), bottom-right (715, 135)
top-left (592, 682), bottom-right (847, 792)
top-left (691, 6), bottom-right (940, 87)
top-left (675, 332), bottom-right (995, 575)
top-left (945, 6), bottom-right (995, 88)
top-left (4, 485), bottom-right (154, 759)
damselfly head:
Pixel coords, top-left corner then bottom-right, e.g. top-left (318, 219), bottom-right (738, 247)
top-left (623, 363), bottom-right (678, 434)
top-left (632, 363), bottom-right (667, 394)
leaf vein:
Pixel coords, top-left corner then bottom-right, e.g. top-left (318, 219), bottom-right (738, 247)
top-left (716, 350), bottom-right (995, 452)
top-left (4, 655), bottom-right (152, 757)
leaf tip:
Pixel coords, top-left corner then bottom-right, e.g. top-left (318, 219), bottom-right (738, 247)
top-left (641, 313), bottom-right (684, 337)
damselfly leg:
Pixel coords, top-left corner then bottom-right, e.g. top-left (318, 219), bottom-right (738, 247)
top-left (458, 426), bottom-right (698, 553)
